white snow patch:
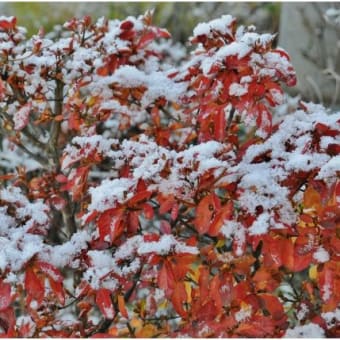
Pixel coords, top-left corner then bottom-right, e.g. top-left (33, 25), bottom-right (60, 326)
top-left (313, 246), bottom-right (330, 263)
top-left (284, 323), bottom-right (325, 338)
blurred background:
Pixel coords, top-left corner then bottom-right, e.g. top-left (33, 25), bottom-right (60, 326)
top-left (0, 2), bottom-right (339, 107)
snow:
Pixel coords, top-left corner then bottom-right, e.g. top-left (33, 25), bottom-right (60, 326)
top-left (229, 82), bottom-right (248, 96)
top-left (200, 42), bottom-right (252, 75)
top-left (220, 221), bottom-right (245, 256)
top-left (108, 65), bottom-right (187, 107)
top-left (313, 246), bottom-right (330, 263)
top-left (322, 308), bottom-right (340, 329)
top-left (0, 232), bottom-right (44, 272)
top-left (62, 135), bottom-right (117, 170)
top-left (87, 178), bottom-right (136, 213)
top-left (138, 234), bottom-right (198, 255)
top-left (82, 233), bottom-right (198, 289)
top-left (296, 303), bottom-right (309, 321)
top-left (316, 156), bottom-right (340, 179)
top-left (284, 323), bottom-right (325, 338)
top-left (235, 304), bottom-right (252, 322)
top-left (219, 105), bottom-right (340, 236)
top-left (40, 230), bottom-right (91, 268)
top-left (322, 283), bottom-right (332, 302)
top-left (193, 15), bottom-right (234, 37)
top-left (248, 212), bottom-right (272, 236)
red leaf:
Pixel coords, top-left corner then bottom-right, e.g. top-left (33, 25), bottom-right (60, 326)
top-left (49, 279), bottom-right (66, 305)
top-left (236, 315), bottom-right (276, 337)
top-left (171, 282), bottom-right (188, 318)
top-left (143, 233), bottom-right (160, 242)
top-left (214, 108), bottom-right (226, 141)
top-left (120, 20), bottom-right (134, 30)
top-left (0, 307), bottom-right (16, 336)
top-left (0, 280), bottom-right (11, 311)
top-left (37, 261), bottom-right (63, 283)
top-left (159, 195), bottom-right (176, 215)
top-left (143, 203), bottom-right (154, 219)
top-left (170, 202), bottom-right (179, 221)
top-left (255, 103), bottom-right (272, 137)
top-left (17, 316), bottom-right (36, 337)
top-left (0, 17), bottom-right (16, 30)
top-left (127, 190), bottom-right (152, 207)
top-left (97, 208), bottom-right (124, 243)
top-left (155, 27), bottom-right (171, 39)
top-left (96, 288), bottom-right (115, 319)
top-left (259, 294), bottom-right (286, 322)
top-left (25, 267), bottom-right (44, 306)
top-left (157, 260), bottom-right (175, 296)
top-left (127, 210), bottom-right (139, 234)
top-left (137, 31), bottom-right (156, 49)
top-left (160, 219), bottom-right (172, 234)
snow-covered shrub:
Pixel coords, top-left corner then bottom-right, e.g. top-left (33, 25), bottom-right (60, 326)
top-left (0, 13), bottom-right (339, 337)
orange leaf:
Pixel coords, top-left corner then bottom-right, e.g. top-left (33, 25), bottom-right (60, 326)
top-left (208, 200), bottom-right (233, 236)
top-left (135, 324), bottom-right (158, 338)
top-left (304, 185), bottom-right (322, 213)
top-left (199, 266), bottom-right (210, 302)
top-left (194, 193), bottom-right (220, 234)
top-left (282, 238), bottom-right (313, 272)
top-left (159, 194), bottom-right (176, 214)
top-left (210, 275), bottom-right (222, 313)
top-left (118, 294), bottom-right (128, 318)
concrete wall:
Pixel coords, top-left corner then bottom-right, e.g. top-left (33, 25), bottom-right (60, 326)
top-left (279, 2), bottom-right (340, 106)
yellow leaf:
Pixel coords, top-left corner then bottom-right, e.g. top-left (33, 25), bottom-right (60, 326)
top-left (86, 96), bottom-right (97, 107)
top-left (216, 239), bottom-right (225, 248)
top-left (158, 299), bottom-right (168, 310)
top-left (309, 265), bottom-right (318, 281)
top-left (184, 281), bottom-right (192, 304)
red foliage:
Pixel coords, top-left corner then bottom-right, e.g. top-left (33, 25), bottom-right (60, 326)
top-left (0, 11), bottom-right (338, 338)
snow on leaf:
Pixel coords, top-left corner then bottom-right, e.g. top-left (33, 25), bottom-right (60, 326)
top-left (96, 288), bottom-right (115, 319)
top-left (0, 280), bottom-right (11, 311)
top-left (13, 102), bottom-right (32, 131)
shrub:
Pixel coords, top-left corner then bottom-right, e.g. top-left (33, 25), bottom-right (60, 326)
top-left (0, 12), bottom-right (339, 337)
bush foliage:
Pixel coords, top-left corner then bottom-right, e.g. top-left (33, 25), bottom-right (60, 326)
top-left (0, 12), bottom-right (339, 337)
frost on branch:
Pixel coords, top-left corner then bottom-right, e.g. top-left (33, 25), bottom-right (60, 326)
top-left (0, 12), bottom-right (339, 338)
